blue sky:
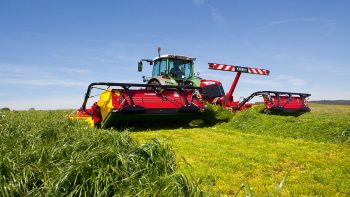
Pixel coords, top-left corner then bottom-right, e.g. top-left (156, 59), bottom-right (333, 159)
top-left (1, 0), bottom-right (349, 110)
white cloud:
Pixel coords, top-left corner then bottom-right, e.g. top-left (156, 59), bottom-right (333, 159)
top-left (275, 74), bottom-right (306, 86)
top-left (242, 74), bottom-right (307, 88)
top-left (201, 72), bottom-right (234, 82)
top-left (0, 96), bottom-right (83, 110)
top-left (259, 17), bottom-right (335, 36)
top-left (0, 63), bottom-right (91, 87)
top-left (52, 67), bottom-right (91, 75)
top-left (192, 0), bottom-right (224, 25)
top-left (265, 17), bottom-right (334, 27)
top-left (192, 0), bottom-right (205, 6)
top-left (308, 88), bottom-right (350, 100)
top-left (209, 6), bottom-right (224, 25)
top-left (0, 78), bottom-right (87, 87)
top-left (242, 78), bottom-right (277, 86)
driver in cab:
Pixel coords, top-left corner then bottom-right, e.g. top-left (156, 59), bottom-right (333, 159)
top-left (170, 63), bottom-right (183, 79)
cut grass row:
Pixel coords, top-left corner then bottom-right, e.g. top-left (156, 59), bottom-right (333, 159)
top-left (131, 104), bottom-right (350, 195)
top-left (224, 104), bottom-right (350, 145)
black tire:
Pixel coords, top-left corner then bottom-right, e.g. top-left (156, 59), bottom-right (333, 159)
top-left (147, 79), bottom-right (162, 92)
top-left (148, 79), bottom-right (160, 85)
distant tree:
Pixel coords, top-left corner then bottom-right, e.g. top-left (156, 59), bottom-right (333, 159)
top-left (29, 108), bottom-right (35, 111)
top-left (0, 107), bottom-right (10, 111)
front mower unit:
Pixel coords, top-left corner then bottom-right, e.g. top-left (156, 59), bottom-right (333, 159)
top-left (71, 82), bottom-right (204, 128)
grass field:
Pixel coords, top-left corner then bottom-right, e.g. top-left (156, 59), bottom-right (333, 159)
top-left (1, 103), bottom-right (349, 196)
top-left (131, 104), bottom-right (350, 196)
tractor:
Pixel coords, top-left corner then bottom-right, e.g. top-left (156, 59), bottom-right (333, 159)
top-left (67, 49), bottom-right (311, 128)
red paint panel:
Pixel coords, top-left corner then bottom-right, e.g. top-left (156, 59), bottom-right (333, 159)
top-left (266, 96), bottom-right (306, 109)
top-left (111, 89), bottom-right (204, 110)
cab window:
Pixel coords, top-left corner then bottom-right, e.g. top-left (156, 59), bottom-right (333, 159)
top-left (169, 59), bottom-right (192, 79)
top-left (152, 59), bottom-right (167, 76)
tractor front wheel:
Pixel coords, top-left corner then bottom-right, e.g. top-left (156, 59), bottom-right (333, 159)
top-left (147, 79), bottom-right (162, 92)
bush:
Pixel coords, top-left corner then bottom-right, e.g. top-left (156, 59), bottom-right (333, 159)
top-left (0, 107), bottom-right (10, 111)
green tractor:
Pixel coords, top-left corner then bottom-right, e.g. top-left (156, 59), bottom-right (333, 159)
top-left (138, 54), bottom-right (201, 87)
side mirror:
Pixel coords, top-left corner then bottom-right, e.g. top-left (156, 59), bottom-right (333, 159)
top-left (138, 61), bottom-right (143, 72)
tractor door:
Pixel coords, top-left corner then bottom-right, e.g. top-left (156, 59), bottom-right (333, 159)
top-left (152, 59), bottom-right (167, 77)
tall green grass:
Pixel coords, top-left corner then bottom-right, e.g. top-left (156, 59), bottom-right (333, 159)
top-left (223, 104), bottom-right (350, 145)
top-left (0, 110), bottom-right (203, 196)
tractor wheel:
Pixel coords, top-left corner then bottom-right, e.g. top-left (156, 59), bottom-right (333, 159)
top-left (148, 79), bottom-right (160, 85)
top-left (147, 79), bottom-right (162, 92)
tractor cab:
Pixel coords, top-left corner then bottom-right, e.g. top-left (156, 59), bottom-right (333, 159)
top-left (138, 54), bottom-right (200, 86)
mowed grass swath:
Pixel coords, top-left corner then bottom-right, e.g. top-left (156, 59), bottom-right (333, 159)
top-left (131, 104), bottom-right (350, 195)
top-left (0, 110), bottom-right (204, 196)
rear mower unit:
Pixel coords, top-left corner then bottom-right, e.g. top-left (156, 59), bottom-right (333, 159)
top-left (206, 63), bottom-right (311, 113)
top-left (68, 49), bottom-right (311, 128)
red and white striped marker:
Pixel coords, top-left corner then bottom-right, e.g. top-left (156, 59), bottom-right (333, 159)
top-left (208, 63), bottom-right (269, 75)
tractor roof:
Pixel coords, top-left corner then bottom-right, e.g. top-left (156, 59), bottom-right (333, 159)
top-left (153, 54), bottom-right (196, 61)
